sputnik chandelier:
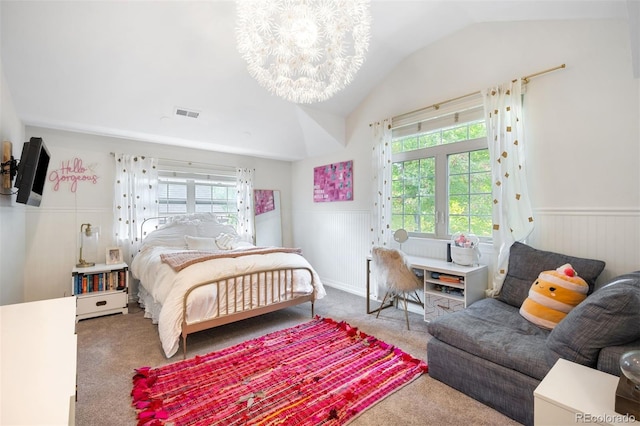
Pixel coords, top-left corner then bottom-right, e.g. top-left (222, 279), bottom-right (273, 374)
top-left (236, 0), bottom-right (371, 104)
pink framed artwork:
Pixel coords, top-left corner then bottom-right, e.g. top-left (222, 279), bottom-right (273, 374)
top-left (313, 160), bottom-right (353, 202)
top-left (254, 189), bottom-right (275, 215)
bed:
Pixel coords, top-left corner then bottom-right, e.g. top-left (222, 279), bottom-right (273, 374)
top-left (131, 213), bottom-right (326, 358)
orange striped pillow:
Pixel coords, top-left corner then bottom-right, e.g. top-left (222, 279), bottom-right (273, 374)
top-left (519, 264), bottom-right (589, 329)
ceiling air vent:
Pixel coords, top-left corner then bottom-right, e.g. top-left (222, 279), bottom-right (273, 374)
top-left (175, 107), bottom-right (200, 119)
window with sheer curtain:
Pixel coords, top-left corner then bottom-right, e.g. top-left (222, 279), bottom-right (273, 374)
top-left (376, 80), bottom-right (534, 296)
top-left (154, 162), bottom-right (254, 243)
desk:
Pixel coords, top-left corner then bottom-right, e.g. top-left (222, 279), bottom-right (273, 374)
top-left (1, 297), bottom-right (77, 425)
top-left (367, 255), bottom-right (487, 320)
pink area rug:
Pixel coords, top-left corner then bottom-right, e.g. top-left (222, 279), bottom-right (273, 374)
top-left (132, 317), bottom-right (427, 425)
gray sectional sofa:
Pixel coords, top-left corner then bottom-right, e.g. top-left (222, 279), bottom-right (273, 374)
top-left (426, 242), bottom-right (640, 425)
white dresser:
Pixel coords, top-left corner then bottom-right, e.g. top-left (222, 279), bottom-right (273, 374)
top-left (1, 297), bottom-right (77, 425)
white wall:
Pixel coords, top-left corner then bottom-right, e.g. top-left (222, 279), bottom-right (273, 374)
top-left (292, 19), bottom-right (640, 296)
top-left (20, 126), bottom-right (293, 301)
top-left (4, 19), bottom-right (639, 303)
top-left (0, 61), bottom-right (26, 305)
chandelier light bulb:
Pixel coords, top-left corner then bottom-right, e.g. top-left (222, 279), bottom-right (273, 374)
top-left (236, 0), bottom-right (371, 104)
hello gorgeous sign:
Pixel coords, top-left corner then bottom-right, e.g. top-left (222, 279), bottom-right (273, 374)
top-left (48, 158), bottom-right (99, 192)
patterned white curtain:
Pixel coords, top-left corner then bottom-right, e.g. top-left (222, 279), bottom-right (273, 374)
top-left (236, 167), bottom-right (255, 243)
top-left (370, 119), bottom-right (393, 300)
top-left (113, 154), bottom-right (158, 264)
top-left (482, 79), bottom-right (534, 297)
top-left (371, 119), bottom-right (393, 252)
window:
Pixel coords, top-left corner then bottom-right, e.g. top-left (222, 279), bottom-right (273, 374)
top-left (157, 169), bottom-right (237, 225)
top-left (391, 103), bottom-right (491, 239)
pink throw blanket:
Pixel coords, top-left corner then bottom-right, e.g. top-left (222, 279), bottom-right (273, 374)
top-left (160, 247), bottom-right (303, 272)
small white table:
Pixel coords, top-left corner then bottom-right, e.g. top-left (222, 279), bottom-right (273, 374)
top-left (534, 358), bottom-right (639, 425)
top-left (0, 297), bottom-right (77, 425)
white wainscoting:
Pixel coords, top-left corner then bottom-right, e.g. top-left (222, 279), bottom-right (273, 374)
top-left (527, 208), bottom-right (640, 283)
top-left (25, 207), bottom-right (114, 302)
top-left (293, 208), bottom-right (640, 299)
top-left (292, 210), bottom-right (371, 296)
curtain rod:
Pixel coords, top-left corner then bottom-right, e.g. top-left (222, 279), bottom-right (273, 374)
top-left (109, 152), bottom-right (236, 171)
top-left (370, 63), bottom-right (566, 127)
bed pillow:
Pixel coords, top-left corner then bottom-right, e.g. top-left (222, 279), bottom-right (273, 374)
top-left (165, 213), bottom-right (238, 240)
top-left (168, 212), bottom-right (220, 225)
top-left (141, 223), bottom-right (196, 248)
top-left (498, 242), bottom-right (605, 308)
top-left (215, 233), bottom-right (238, 250)
top-left (184, 235), bottom-right (217, 251)
top-left (198, 223), bottom-right (238, 239)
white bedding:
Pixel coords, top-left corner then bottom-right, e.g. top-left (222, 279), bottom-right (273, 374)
top-left (131, 244), bottom-right (326, 358)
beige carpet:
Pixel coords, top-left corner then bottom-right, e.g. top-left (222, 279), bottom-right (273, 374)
top-left (75, 286), bottom-right (522, 425)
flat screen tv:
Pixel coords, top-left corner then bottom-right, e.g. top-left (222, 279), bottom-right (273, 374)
top-left (14, 137), bottom-right (51, 206)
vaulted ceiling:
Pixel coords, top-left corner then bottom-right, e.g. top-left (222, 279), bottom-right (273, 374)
top-left (1, 1), bottom-right (633, 161)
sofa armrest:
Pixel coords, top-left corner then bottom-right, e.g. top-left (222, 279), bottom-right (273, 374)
top-left (597, 340), bottom-right (640, 376)
top-left (545, 272), bottom-right (640, 368)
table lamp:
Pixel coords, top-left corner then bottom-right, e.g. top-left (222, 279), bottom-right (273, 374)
top-left (76, 223), bottom-right (97, 268)
top-left (615, 350), bottom-right (640, 418)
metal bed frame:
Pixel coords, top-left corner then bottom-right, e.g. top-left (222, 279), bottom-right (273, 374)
top-left (180, 267), bottom-right (315, 359)
top-left (138, 215), bottom-right (316, 359)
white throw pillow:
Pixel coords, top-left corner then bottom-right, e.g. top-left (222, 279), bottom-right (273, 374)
top-left (215, 233), bottom-right (237, 250)
top-left (184, 235), bottom-right (217, 251)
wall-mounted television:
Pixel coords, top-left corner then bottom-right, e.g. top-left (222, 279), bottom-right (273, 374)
top-left (14, 137), bottom-right (51, 206)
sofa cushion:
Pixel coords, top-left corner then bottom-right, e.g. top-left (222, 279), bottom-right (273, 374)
top-left (546, 272), bottom-right (640, 368)
top-left (427, 298), bottom-right (552, 380)
top-left (519, 264), bottom-right (589, 329)
top-left (498, 242), bottom-right (605, 308)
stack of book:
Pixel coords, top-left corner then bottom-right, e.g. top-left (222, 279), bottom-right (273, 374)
top-left (430, 272), bottom-right (464, 284)
top-left (73, 270), bottom-right (126, 295)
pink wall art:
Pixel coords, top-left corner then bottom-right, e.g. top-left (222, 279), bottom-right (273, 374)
top-left (48, 157), bottom-right (99, 193)
top-left (254, 189), bottom-right (275, 215)
top-left (313, 160), bottom-right (353, 202)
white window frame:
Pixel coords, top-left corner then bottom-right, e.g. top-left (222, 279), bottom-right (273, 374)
top-left (392, 137), bottom-right (489, 239)
top-left (156, 163), bottom-right (237, 224)
top-left (390, 96), bottom-right (491, 240)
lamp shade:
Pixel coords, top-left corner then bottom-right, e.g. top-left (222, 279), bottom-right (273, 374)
top-left (77, 223), bottom-right (100, 268)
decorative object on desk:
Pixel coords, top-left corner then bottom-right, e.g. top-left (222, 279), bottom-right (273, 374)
top-left (235, 1), bottom-right (371, 104)
top-left (131, 317), bottom-right (427, 425)
top-left (393, 228), bottom-right (408, 249)
top-left (450, 232), bottom-right (480, 266)
top-left (76, 223), bottom-right (99, 268)
top-left (371, 246), bottom-right (424, 330)
top-left (616, 350), bottom-right (640, 418)
top-left (106, 247), bottom-right (123, 265)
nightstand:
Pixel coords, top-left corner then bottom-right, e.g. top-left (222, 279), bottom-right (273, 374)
top-left (71, 262), bottom-right (129, 321)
